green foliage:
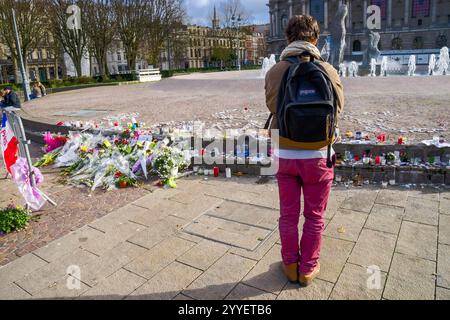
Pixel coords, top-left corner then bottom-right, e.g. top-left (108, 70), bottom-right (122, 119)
top-left (0, 83), bottom-right (21, 91)
top-left (211, 47), bottom-right (234, 64)
top-left (0, 206), bottom-right (30, 234)
top-left (161, 70), bottom-right (174, 78)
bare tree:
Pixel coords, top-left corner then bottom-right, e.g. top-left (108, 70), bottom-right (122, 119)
top-left (46, 0), bottom-right (88, 77)
top-left (83, 0), bottom-right (115, 78)
top-left (111, 0), bottom-right (150, 72)
top-left (0, 0), bottom-right (48, 82)
top-left (218, 0), bottom-right (250, 30)
top-left (143, 0), bottom-right (186, 67)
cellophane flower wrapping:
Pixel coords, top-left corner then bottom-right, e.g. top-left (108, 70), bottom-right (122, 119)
top-left (34, 127), bottom-right (190, 191)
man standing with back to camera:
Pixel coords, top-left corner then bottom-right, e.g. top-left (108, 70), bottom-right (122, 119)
top-left (265, 15), bottom-right (344, 286)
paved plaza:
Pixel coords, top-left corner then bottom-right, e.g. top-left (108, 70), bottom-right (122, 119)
top-left (1, 70), bottom-right (449, 300)
top-left (1, 175), bottom-right (449, 300)
top-left (22, 71), bottom-right (450, 143)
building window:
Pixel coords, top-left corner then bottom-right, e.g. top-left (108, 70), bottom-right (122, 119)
top-left (418, 19), bottom-right (423, 26)
top-left (391, 37), bottom-right (403, 50)
top-left (117, 52), bottom-right (121, 61)
top-left (281, 14), bottom-right (288, 31)
top-left (310, 0), bottom-right (325, 23)
top-left (371, 0), bottom-right (387, 19)
top-left (412, 0), bottom-right (430, 18)
top-left (413, 36), bottom-right (424, 49)
top-left (353, 40), bottom-right (362, 52)
top-left (436, 34), bottom-right (447, 47)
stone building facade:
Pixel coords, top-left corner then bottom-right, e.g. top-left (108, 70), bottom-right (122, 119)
top-left (267, 0), bottom-right (450, 61)
top-left (0, 41), bottom-right (64, 84)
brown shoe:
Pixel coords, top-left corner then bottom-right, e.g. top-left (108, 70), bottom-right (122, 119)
top-left (299, 262), bottom-right (320, 287)
top-left (282, 263), bottom-right (299, 283)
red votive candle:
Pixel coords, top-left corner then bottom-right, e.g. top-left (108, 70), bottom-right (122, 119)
top-left (398, 136), bottom-right (404, 145)
top-left (213, 167), bottom-right (219, 177)
top-left (375, 156), bottom-right (381, 165)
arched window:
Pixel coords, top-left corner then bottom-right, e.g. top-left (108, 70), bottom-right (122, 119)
top-left (392, 37), bottom-right (403, 50)
top-left (436, 34), bottom-right (448, 47)
top-left (413, 37), bottom-right (424, 49)
top-left (353, 40), bottom-right (362, 52)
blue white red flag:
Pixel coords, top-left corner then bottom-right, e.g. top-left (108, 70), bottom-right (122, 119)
top-left (1, 113), bottom-right (19, 173)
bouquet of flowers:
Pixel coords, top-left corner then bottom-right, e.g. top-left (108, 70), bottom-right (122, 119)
top-left (33, 124), bottom-right (190, 191)
top-left (153, 146), bottom-right (188, 188)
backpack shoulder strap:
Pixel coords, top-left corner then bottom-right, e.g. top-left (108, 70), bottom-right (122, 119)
top-left (284, 56), bottom-right (300, 65)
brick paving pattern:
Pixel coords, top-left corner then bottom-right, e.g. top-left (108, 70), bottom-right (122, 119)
top-left (1, 175), bottom-right (448, 300)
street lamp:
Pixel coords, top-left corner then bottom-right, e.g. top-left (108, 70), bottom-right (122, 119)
top-left (12, 9), bottom-right (31, 101)
top-left (231, 14), bottom-right (242, 71)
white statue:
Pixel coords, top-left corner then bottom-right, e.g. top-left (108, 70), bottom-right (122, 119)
top-left (261, 58), bottom-right (270, 78)
top-left (261, 55), bottom-right (277, 78)
top-left (348, 61), bottom-right (358, 77)
top-left (407, 55), bottom-right (416, 76)
top-left (380, 56), bottom-right (388, 77)
top-left (269, 54), bottom-right (277, 67)
top-left (370, 58), bottom-right (377, 77)
top-left (339, 63), bottom-right (347, 77)
top-left (438, 46), bottom-right (449, 75)
top-left (428, 54), bottom-right (436, 76)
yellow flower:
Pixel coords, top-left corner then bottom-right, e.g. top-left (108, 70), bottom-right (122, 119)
top-left (103, 139), bottom-right (112, 149)
top-left (80, 146), bottom-right (88, 153)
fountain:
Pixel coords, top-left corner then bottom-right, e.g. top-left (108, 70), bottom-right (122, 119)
top-left (369, 58), bottom-right (377, 77)
top-left (380, 56), bottom-right (388, 77)
top-left (261, 54), bottom-right (277, 78)
top-left (348, 61), bottom-right (359, 77)
top-left (428, 54), bottom-right (437, 76)
top-left (339, 63), bottom-right (347, 77)
top-left (437, 46), bottom-right (449, 75)
top-left (407, 55), bottom-right (416, 76)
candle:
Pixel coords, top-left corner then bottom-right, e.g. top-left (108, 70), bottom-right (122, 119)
top-left (398, 136), bottom-right (403, 145)
top-left (226, 168), bottom-right (232, 178)
top-left (213, 167), bottom-right (219, 177)
top-left (375, 156), bottom-right (381, 165)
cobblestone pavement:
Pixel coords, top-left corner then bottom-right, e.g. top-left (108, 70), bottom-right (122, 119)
top-left (21, 71), bottom-right (450, 143)
top-left (0, 150), bottom-right (151, 266)
top-left (1, 175), bottom-right (449, 300)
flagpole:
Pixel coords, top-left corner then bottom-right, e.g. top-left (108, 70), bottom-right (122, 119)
top-left (12, 8), bottom-right (31, 101)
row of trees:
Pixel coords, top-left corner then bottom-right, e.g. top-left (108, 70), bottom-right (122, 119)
top-left (0, 0), bottom-right (185, 79)
top-left (0, 0), bottom-right (252, 80)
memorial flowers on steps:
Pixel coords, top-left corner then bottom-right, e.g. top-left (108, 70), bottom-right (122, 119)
top-left (34, 127), bottom-right (189, 190)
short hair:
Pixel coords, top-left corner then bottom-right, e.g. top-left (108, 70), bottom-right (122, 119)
top-left (4, 86), bottom-right (12, 91)
top-left (285, 15), bottom-right (320, 43)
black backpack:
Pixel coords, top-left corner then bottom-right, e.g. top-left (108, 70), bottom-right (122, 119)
top-left (267, 53), bottom-right (337, 168)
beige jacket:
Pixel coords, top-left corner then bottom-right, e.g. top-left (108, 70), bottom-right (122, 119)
top-left (265, 41), bottom-right (345, 150)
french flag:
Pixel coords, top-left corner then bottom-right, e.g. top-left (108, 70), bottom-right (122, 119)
top-left (1, 113), bottom-right (19, 174)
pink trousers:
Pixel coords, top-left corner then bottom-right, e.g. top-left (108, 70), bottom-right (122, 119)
top-left (276, 157), bottom-right (334, 274)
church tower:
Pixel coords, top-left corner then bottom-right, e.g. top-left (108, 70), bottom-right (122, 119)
top-left (212, 5), bottom-right (220, 30)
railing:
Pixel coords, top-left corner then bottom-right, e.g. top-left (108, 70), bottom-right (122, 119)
top-left (137, 68), bottom-right (162, 82)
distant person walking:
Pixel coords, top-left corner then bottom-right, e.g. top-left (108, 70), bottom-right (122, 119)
top-left (265, 15), bottom-right (344, 286)
top-left (0, 87), bottom-right (21, 109)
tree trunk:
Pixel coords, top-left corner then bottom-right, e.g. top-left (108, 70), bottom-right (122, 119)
top-left (73, 55), bottom-right (83, 77)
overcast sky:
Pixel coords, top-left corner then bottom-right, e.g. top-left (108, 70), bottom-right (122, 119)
top-left (185, 0), bottom-right (269, 26)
